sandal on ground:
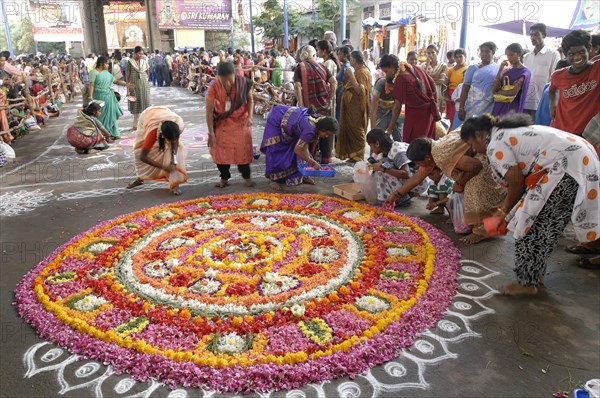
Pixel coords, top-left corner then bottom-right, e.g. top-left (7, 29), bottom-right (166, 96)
top-left (565, 243), bottom-right (600, 255)
top-left (577, 256), bottom-right (600, 269)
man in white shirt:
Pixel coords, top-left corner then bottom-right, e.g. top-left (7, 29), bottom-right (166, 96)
top-left (363, 50), bottom-right (377, 86)
top-left (85, 53), bottom-right (96, 73)
top-left (523, 23), bottom-right (561, 118)
top-left (282, 48), bottom-right (296, 84)
top-left (210, 51), bottom-right (221, 67)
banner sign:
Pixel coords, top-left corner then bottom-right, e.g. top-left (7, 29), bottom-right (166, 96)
top-left (27, 0), bottom-right (84, 42)
top-left (156, 0), bottom-right (232, 30)
top-left (104, 2), bottom-right (148, 50)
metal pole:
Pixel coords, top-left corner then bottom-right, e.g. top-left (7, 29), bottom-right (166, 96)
top-left (284, 0), bottom-right (289, 49)
top-left (340, 0), bottom-right (346, 42)
top-left (459, 0), bottom-right (469, 49)
top-left (1, 0), bottom-right (14, 57)
top-left (249, 0), bottom-right (255, 53)
top-left (230, 18), bottom-right (235, 50)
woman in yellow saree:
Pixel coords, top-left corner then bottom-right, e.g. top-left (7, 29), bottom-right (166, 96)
top-left (336, 50), bottom-right (372, 162)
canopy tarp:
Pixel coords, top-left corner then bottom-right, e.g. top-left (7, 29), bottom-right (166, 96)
top-left (482, 20), bottom-right (575, 37)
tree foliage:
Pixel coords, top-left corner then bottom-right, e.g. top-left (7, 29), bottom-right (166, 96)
top-left (233, 18), bottom-right (251, 50)
top-left (302, 0), bottom-right (360, 41)
top-left (253, 0), bottom-right (304, 41)
top-left (13, 17), bottom-right (36, 54)
top-left (212, 18), bottom-right (251, 51)
top-left (0, 18), bottom-right (38, 55)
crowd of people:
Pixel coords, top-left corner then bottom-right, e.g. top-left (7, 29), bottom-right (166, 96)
top-left (162, 25), bottom-right (597, 296)
top-left (0, 50), bottom-right (79, 164)
top-left (1, 24), bottom-right (599, 295)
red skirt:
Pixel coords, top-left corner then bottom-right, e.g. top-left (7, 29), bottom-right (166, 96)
top-left (67, 126), bottom-right (106, 149)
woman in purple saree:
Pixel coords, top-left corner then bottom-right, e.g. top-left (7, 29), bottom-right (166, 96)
top-left (260, 105), bottom-right (339, 190)
top-left (492, 43), bottom-right (531, 117)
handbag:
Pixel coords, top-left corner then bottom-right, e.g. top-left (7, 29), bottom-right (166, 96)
top-left (114, 90), bottom-right (121, 102)
top-left (493, 75), bottom-right (517, 104)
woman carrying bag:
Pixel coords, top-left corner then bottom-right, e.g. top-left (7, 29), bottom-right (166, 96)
top-left (491, 43), bottom-right (531, 117)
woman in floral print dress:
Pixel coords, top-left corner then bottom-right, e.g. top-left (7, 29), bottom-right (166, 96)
top-left (460, 113), bottom-right (599, 296)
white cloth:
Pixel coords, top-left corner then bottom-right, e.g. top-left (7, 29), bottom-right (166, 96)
top-left (452, 83), bottom-right (464, 111)
top-left (366, 60), bottom-right (377, 86)
top-left (283, 55), bottom-right (296, 83)
top-left (85, 58), bottom-right (96, 73)
top-left (112, 64), bottom-right (123, 80)
top-left (523, 45), bottom-right (561, 111)
top-left (376, 141), bottom-right (430, 202)
top-left (487, 125), bottom-right (599, 242)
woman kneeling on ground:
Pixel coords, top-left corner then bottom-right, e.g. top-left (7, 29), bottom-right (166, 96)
top-left (384, 131), bottom-right (506, 244)
top-left (127, 106), bottom-right (187, 195)
top-left (67, 101), bottom-right (111, 154)
top-left (460, 112), bottom-right (599, 295)
top-left (260, 105), bottom-right (338, 191)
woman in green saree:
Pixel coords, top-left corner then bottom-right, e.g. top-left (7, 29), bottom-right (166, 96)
top-left (88, 55), bottom-right (132, 139)
top-left (270, 50), bottom-right (283, 87)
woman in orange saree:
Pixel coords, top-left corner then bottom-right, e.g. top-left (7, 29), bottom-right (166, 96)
top-left (206, 62), bottom-right (254, 188)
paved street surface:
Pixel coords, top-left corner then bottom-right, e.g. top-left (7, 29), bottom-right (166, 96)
top-left (1, 86), bottom-right (598, 398)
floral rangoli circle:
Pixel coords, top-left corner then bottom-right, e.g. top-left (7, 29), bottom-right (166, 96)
top-left (15, 193), bottom-right (461, 392)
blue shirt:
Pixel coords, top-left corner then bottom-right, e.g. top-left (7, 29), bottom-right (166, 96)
top-left (535, 83), bottom-right (551, 126)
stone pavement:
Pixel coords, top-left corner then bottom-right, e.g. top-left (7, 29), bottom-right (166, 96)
top-left (0, 86), bottom-right (598, 398)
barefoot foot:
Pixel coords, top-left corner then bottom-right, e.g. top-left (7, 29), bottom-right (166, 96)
top-left (215, 179), bottom-right (228, 188)
top-left (244, 178), bottom-right (255, 187)
top-left (500, 282), bottom-right (538, 296)
top-left (171, 187), bottom-right (183, 195)
top-left (127, 179), bottom-right (143, 189)
top-left (270, 182), bottom-right (283, 191)
top-left (460, 233), bottom-right (489, 245)
top-left (430, 206), bottom-right (445, 215)
top-left (302, 176), bottom-right (316, 185)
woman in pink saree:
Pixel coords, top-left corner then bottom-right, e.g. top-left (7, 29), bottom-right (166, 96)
top-left (127, 106), bottom-right (187, 195)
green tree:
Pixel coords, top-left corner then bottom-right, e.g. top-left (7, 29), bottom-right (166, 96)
top-left (37, 42), bottom-right (68, 55)
top-left (12, 17), bottom-right (36, 54)
top-left (210, 19), bottom-right (251, 51)
top-left (0, 28), bottom-right (7, 51)
top-left (304, 0), bottom-right (360, 41)
top-left (253, 0), bottom-right (303, 42)
top-left (233, 18), bottom-right (251, 50)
